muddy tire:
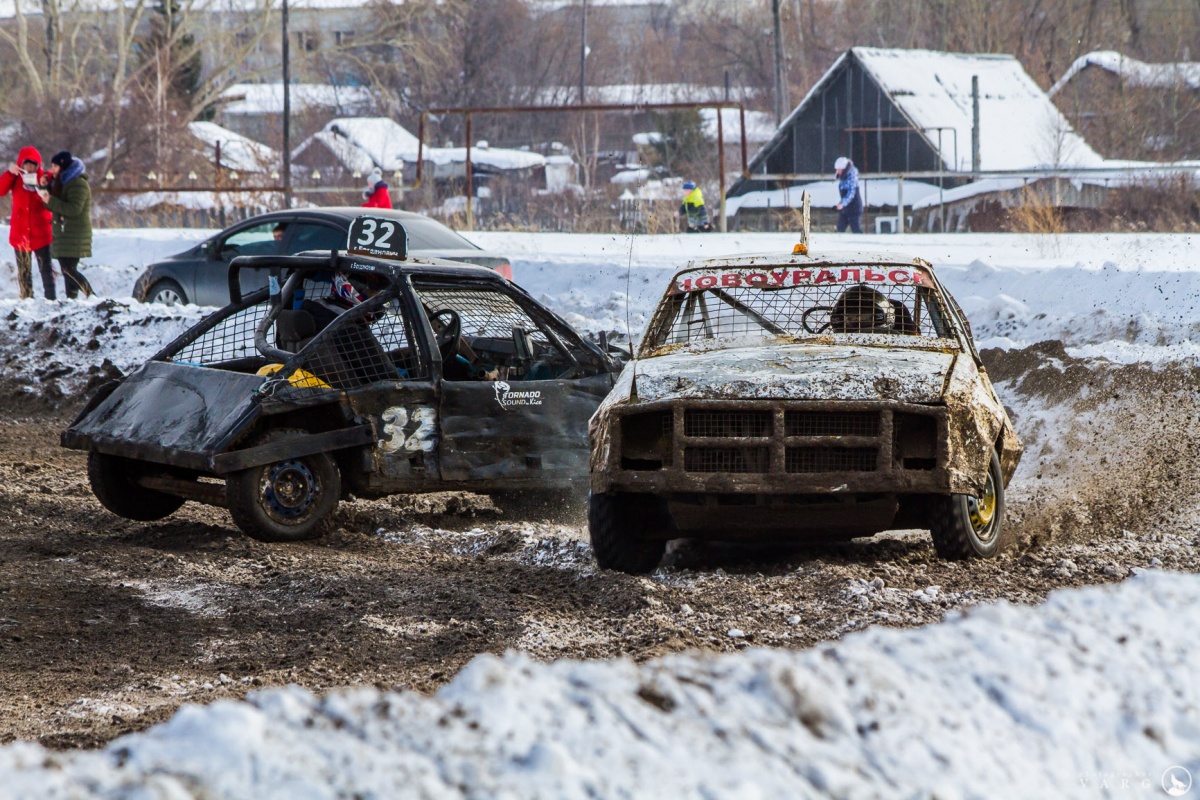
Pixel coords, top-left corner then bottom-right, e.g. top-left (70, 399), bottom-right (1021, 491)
top-left (588, 492), bottom-right (670, 574)
top-left (929, 448), bottom-right (1006, 559)
top-left (88, 451), bottom-right (186, 521)
top-left (226, 430), bottom-right (341, 542)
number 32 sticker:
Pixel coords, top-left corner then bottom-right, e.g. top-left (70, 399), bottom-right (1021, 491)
top-left (380, 406), bottom-right (436, 454)
top-left (347, 215), bottom-right (408, 259)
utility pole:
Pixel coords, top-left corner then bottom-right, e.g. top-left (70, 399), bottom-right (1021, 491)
top-left (282, 0), bottom-right (292, 203)
top-left (772, 0), bottom-right (787, 125)
top-left (579, 0), bottom-right (588, 104)
top-left (971, 75), bottom-right (980, 175)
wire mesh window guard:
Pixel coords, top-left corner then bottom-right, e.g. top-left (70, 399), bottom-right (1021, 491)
top-left (412, 285), bottom-right (552, 348)
top-left (647, 274), bottom-right (957, 350)
top-left (279, 282), bottom-right (427, 392)
top-left (173, 300), bottom-right (274, 366)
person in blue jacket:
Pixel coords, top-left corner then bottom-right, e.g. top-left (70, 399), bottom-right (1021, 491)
top-left (834, 157), bottom-right (863, 233)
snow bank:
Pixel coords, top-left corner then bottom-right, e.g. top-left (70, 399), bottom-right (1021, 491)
top-left (2, 228), bottom-right (1199, 372)
top-left (3, 571), bottom-right (1197, 798)
top-left (470, 230), bottom-right (1200, 363)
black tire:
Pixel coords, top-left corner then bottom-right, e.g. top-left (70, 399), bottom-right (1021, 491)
top-left (226, 429), bottom-right (341, 542)
top-left (929, 448), bottom-right (1006, 559)
top-left (146, 279), bottom-right (187, 306)
top-left (588, 492), bottom-right (671, 574)
top-left (88, 451), bottom-right (186, 521)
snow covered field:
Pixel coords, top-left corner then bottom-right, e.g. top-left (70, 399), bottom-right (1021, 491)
top-left (4, 571), bottom-right (1198, 799)
top-left (4, 227), bottom-right (1200, 375)
top-left (2, 226), bottom-right (1199, 797)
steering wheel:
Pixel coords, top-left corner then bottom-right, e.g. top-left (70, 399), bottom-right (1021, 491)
top-left (802, 306), bottom-right (834, 334)
top-left (429, 308), bottom-right (462, 362)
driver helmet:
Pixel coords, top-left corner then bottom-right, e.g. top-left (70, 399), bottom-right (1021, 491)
top-left (829, 284), bottom-right (895, 333)
top-left (330, 271), bottom-right (378, 307)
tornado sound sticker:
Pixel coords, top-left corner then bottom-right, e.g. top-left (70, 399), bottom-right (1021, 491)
top-left (494, 381), bottom-right (542, 409)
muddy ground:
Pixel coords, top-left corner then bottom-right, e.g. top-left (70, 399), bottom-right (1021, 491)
top-left (2, 345), bottom-right (1199, 749)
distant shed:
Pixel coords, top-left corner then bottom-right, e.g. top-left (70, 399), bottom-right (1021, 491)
top-left (728, 47), bottom-right (1104, 219)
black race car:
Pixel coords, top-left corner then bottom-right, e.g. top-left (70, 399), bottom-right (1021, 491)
top-left (65, 222), bottom-right (621, 541)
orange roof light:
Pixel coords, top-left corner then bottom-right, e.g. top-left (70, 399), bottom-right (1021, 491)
top-left (793, 243), bottom-right (808, 255)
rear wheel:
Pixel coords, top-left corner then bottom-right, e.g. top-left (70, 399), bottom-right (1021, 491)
top-left (88, 451), bottom-right (186, 521)
top-left (226, 430), bottom-right (341, 542)
top-left (929, 448), bottom-right (1006, 559)
top-left (146, 279), bottom-right (186, 306)
top-left (588, 492), bottom-right (671, 574)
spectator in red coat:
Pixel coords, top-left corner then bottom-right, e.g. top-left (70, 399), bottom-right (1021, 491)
top-left (362, 167), bottom-right (392, 209)
top-left (0, 146), bottom-right (56, 299)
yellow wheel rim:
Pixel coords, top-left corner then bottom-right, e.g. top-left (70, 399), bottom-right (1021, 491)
top-left (967, 471), bottom-right (998, 541)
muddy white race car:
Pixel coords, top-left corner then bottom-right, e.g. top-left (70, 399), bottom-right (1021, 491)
top-left (588, 241), bottom-right (1023, 573)
top-left (62, 217), bottom-right (623, 541)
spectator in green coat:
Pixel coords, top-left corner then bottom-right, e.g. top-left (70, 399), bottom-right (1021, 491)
top-left (37, 151), bottom-right (94, 299)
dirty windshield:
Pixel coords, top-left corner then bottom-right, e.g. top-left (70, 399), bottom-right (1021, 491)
top-left (641, 264), bottom-right (959, 354)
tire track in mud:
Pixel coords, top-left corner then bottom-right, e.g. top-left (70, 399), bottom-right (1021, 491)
top-left (0, 343), bottom-right (1197, 749)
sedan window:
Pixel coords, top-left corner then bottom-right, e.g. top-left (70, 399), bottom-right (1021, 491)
top-left (289, 223), bottom-right (347, 254)
top-left (221, 221), bottom-right (285, 258)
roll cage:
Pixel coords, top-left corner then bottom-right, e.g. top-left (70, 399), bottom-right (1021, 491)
top-left (151, 251), bottom-right (616, 400)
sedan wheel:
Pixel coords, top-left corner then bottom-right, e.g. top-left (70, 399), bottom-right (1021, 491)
top-left (148, 279), bottom-right (186, 306)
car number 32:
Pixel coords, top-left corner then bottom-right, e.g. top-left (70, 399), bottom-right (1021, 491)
top-left (380, 406), bottom-right (436, 453)
top-left (347, 216), bottom-right (409, 258)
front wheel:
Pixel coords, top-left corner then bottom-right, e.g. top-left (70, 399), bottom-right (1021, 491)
top-left (226, 430), bottom-right (341, 542)
top-left (588, 492), bottom-right (672, 574)
top-left (145, 279), bottom-right (187, 306)
top-left (929, 448), bottom-right (1007, 559)
top-left (88, 451), bottom-right (186, 521)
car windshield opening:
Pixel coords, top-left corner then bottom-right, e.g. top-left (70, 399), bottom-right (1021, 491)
top-left (643, 266), bottom-right (958, 353)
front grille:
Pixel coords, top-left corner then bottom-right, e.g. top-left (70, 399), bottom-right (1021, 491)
top-left (684, 410), bottom-right (772, 438)
top-left (684, 447), bottom-right (770, 473)
top-left (786, 411), bottom-right (879, 437)
top-left (786, 447), bottom-right (878, 473)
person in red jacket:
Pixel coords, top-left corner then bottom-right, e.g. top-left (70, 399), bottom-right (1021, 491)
top-left (0, 146), bottom-right (55, 299)
top-left (361, 167), bottom-right (392, 209)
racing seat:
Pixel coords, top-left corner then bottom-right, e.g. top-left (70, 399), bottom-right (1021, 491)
top-left (276, 309), bottom-right (317, 352)
top-left (277, 308), bottom-right (399, 388)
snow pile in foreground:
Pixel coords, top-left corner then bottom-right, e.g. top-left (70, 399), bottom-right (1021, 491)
top-left (0, 298), bottom-right (203, 405)
top-left (3, 572), bottom-right (1197, 799)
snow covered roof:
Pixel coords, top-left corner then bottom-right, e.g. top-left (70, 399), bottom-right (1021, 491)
top-left (1049, 51), bottom-right (1200, 96)
top-left (699, 108), bottom-right (774, 144)
top-left (753, 47), bottom-right (1105, 174)
top-left (857, 48), bottom-right (1104, 170)
top-left (530, 83), bottom-right (755, 106)
top-left (422, 144), bottom-right (546, 171)
top-left (188, 121), bottom-right (278, 173)
top-left (217, 83), bottom-right (374, 116)
top-left (323, 118), bottom-right (421, 171)
top-left (293, 117), bottom-right (546, 173)
top-left (725, 179), bottom-right (943, 216)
